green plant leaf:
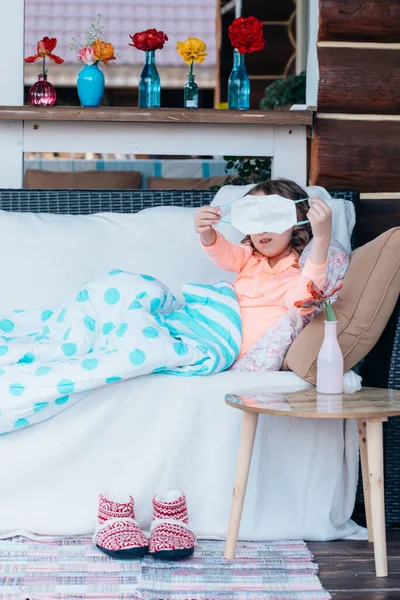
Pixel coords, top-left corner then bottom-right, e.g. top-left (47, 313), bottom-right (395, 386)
top-left (324, 300), bottom-right (337, 321)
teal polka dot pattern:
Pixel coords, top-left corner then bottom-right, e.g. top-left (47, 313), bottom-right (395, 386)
top-left (41, 310), bottom-right (53, 322)
top-left (104, 288), bottom-right (121, 305)
top-left (84, 316), bottom-right (96, 331)
top-left (173, 342), bottom-right (189, 356)
top-left (128, 300), bottom-right (142, 310)
top-left (0, 368), bottom-right (5, 376)
top-left (57, 379), bottom-right (75, 395)
top-left (9, 383), bottom-right (25, 396)
top-left (14, 418), bottom-right (29, 429)
top-left (0, 319), bottom-right (14, 332)
top-left (18, 353), bottom-right (35, 364)
top-left (136, 291), bottom-right (148, 299)
top-left (150, 298), bottom-right (161, 313)
top-left (141, 274), bottom-right (156, 281)
top-left (82, 358), bottom-right (98, 370)
top-left (116, 323), bottom-right (128, 338)
top-left (57, 308), bottom-right (67, 323)
top-left (143, 326), bottom-right (159, 339)
top-left (35, 336), bottom-right (49, 342)
top-left (62, 343), bottom-right (77, 357)
top-left (152, 366), bottom-right (167, 373)
top-left (129, 349), bottom-right (146, 366)
top-left (35, 366), bottom-right (51, 376)
top-left (109, 269), bottom-right (122, 275)
top-left (63, 328), bottom-right (71, 341)
top-left (14, 309), bottom-right (25, 313)
top-left (0, 345), bottom-right (8, 357)
top-left (76, 290), bottom-right (89, 302)
top-left (55, 395), bottom-right (69, 406)
top-left (33, 402), bottom-right (49, 412)
top-left (102, 322), bottom-right (115, 335)
top-left (106, 376), bottom-right (122, 384)
top-left (42, 325), bottom-right (50, 336)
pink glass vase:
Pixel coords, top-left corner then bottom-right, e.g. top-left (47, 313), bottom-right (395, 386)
top-left (316, 320), bottom-right (344, 394)
top-left (28, 74), bottom-right (56, 107)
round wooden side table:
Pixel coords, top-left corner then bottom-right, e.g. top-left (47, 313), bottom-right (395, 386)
top-left (223, 387), bottom-right (400, 577)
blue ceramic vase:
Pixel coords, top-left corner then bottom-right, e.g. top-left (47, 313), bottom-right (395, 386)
top-left (228, 49), bottom-right (250, 110)
top-left (139, 50), bottom-right (160, 108)
top-left (77, 63), bottom-right (105, 107)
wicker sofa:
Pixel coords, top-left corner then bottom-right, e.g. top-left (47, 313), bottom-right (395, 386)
top-left (0, 187), bottom-right (398, 525)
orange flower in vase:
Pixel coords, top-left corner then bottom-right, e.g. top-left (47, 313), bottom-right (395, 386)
top-left (92, 40), bottom-right (116, 66)
top-left (294, 280), bottom-right (343, 321)
top-left (25, 37), bottom-right (64, 107)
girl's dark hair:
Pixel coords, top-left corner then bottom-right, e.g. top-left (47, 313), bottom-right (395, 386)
top-left (241, 178), bottom-right (312, 260)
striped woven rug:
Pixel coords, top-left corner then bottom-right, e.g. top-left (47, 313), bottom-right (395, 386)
top-left (0, 537), bottom-right (331, 599)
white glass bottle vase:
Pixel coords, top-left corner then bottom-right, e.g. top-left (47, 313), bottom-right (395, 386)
top-left (316, 320), bottom-right (344, 394)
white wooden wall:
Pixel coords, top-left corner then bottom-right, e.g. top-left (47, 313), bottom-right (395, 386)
top-left (0, 0), bottom-right (24, 187)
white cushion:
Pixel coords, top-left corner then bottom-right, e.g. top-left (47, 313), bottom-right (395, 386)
top-left (0, 207), bottom-right (232, 312)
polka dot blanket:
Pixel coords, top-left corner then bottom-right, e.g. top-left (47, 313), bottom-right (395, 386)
top-left (0, 272), bottom-right (241, 434)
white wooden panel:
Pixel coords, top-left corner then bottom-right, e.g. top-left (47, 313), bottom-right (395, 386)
top-left (0, 0), bottom-right (24, 187)
top-left (0, 122), bottom-right (24, 188)
top-left (306, 0), bottom-right (319, 108)
top-left (272, 126), bottom-right (307, 186)
top-left (296, 0), bottom-right (308, 74)
top-left (0, 0), bottom-right (24, 105)
top-left (23, 122), bottom-right (276, 157)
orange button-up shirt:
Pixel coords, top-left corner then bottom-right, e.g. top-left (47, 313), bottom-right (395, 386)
top-left (202, 233), bottom-right (327, 356)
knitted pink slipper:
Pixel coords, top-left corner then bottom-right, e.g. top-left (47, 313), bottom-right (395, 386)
top-left (149, 490), bottom-right (196, 560)
top-left (94, 492), bottom-right (149, 558)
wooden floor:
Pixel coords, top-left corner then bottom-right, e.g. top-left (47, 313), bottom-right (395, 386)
top-left (309, 530), bottom-right (400, 599)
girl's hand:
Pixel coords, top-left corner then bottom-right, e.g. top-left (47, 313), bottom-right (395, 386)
top-left (194, 206), bottom-right (221, 234)
top-left (195, 206), bottom-right (220, 246)
top-left (307, 197), bottom-right (332, 240)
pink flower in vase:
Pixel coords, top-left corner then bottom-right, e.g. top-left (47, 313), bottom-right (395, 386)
top-left (78, 46), bottom-right (97, 66)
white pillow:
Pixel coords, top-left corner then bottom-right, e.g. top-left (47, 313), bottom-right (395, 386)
top-left (0, 207), bottom-right (233, 312)
top-left (211, 184), bottom-right (356, 253)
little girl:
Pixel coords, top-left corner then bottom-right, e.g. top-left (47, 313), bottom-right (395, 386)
top-left (194, 179), bottom-right (332, 357)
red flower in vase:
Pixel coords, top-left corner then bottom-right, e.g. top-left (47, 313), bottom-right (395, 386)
top-left (25, 37), bottom-right (64, 65)
top-left (228, 16), bottom-right (265, 54)
top-left (129, 29), bottom-right (168, 52)
top-left (294, 281), bottom-right (343, 319)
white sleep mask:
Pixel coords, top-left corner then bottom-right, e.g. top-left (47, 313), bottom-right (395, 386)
top-left (219, 194), bottom-right (310, 235)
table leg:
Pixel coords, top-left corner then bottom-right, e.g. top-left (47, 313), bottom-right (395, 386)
top-left (366, 418), bottom-right (388, 577)
top-left (357, 419), bottom-right (373, 542)
top-left (224, 411), bottom-right (259, 560)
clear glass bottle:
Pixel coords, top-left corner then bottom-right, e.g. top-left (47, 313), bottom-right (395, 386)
top-left (184, 73), bottom-right (199, 109)
top-left (138, 50), bottom-right (160, 108)
top-left (228, 49), bottom-right (250, 110)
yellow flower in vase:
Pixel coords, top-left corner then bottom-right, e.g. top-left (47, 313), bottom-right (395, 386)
top-left (176, 37), bottom-right (207, 109)
top-left (177, 37), bottom-right (207, 65)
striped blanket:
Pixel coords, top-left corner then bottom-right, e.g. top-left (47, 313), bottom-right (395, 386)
top-left (0, 272), bottom-right (241, 434)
